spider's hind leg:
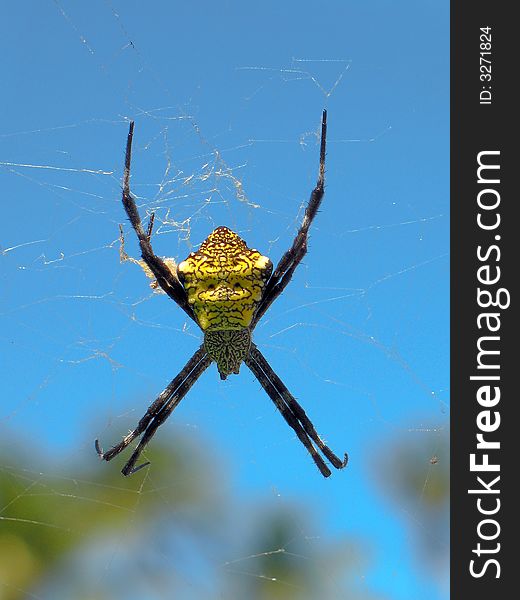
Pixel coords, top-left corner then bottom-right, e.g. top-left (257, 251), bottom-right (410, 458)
top-left (95, 346), bottom-right (211, 476)
top-left (245, 343), bottom-right (348, 478)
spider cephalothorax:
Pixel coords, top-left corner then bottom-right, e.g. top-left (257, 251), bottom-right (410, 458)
top-left (95, 111), bottom-right (348, 478)
top-left (203, 328), bottom-right (252, 379)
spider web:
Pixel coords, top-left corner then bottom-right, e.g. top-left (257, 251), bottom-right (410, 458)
top-left (0, 2), bottom-right (449, 599)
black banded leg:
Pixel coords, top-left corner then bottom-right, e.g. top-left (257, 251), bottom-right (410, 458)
top-left (120, 121), bottom-right (196, 322)
top-left (119, 353), bottom-right (212, 475)
top-left (95, 346), bottom-right (209, 473)
top-left (252, 110), bottom-right (328, 328)
top-left (249, 344), bottom-right (348, 470)
top-left (246, 353), bottom-right (331, 477)
top-left (246, 342), bottom-right (347, 477)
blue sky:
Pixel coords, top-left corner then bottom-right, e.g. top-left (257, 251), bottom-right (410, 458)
top-left (1, 1), bottom-right (449, 598)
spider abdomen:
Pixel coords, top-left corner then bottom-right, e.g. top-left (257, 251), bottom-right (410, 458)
top-left (178, 226), bottom-right (272, 331)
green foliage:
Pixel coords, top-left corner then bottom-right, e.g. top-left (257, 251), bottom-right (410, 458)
top-left (0, 435), bottom-right (377, 600)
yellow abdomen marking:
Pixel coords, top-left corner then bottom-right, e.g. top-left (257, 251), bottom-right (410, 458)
top-left (177, 226), bottom-right (273, 331)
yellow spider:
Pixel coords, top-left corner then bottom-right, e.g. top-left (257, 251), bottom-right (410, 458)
top-left (95, 111), bottom-right (348, 477)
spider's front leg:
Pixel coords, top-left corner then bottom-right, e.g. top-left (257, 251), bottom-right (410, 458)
top-left (252, 110), bottom-right (328, 328)
top-left (120, 121), bottom-right (196, 323)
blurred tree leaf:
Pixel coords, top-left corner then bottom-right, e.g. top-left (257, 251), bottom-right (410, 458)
top-left (1, 431), bottom-right (383, 600)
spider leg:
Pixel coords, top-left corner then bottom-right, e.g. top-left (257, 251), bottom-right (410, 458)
top-left (245, 343), bottom-right (347, 477)
top-left (250, 345), bottom-right (348, 469)
top-left (252, 110), bottom-right (328, 329)
top-left (121, 122), bottom-right (196, 323)
top-left (120, 353), bottom-right (212, 476)
top-left (95, 345), bottom-right (211, 475)
top-left (145, 212), bottom-right (155, 241)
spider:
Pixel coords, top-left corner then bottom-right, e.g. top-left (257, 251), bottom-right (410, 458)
top-left (95, 110), bottom-right (348, 478)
